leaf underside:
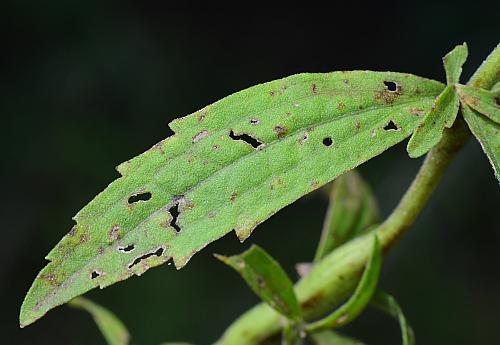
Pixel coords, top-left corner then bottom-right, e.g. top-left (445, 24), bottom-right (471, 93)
top-left (20, 71), bottom-right (443, 327)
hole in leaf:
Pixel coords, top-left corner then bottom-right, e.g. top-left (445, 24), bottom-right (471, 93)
top-left (384, 81), bottom-right (398, 92)
top-left (250, 118), bottom-right (259, 125)
top-left (322, 137), bottom-right (333, 146)
top-left (128, 192), bottom-right (152, 204)
top-left (118, 244), bottom-right (135, 253)
top-left (229, 130), bottom-right (263, 149)
top-left (91, 271), bottom-right (100, 279)
top-left (169, 199), bottom-right (182, 233)
top-left (383, 120), bottom-right (399, 131)
top-left (128, 247), bottom-right (164, 269)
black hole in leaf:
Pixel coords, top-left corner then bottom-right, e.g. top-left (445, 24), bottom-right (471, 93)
top-left (383, 120), bottom-right (399, 131)
top-left (250, 118), bottom-right (259, 125)
top-left (118, 244), bottom-right (135, 253)
top-left (91, 271), bottom-right (100, 279)
top-left (384, 81), bottom-right (398, 92)
top-left (128, 192), bottom-right (152, 204)
top-left (229, 130), bottom-right (263, 149)
top-left (168, 201), bottom-right (182, 233)
top-left (128, 247), bottom-right (164, 269)
top-left (322, 137), bottom-right (333, 146)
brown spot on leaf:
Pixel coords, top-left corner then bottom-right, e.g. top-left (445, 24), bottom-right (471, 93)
top-left (212, 144), bottom-right (220, 151)
top-left (98, 247), bottom-right (105, 255)
top-left (109, 225), bottom-right (120, 243)
top-left (355, 121), bottom-right (361, 129)
top-left (302, 291), bottom-right (325, 310)
top-left (311, 83), bottom-right (317, 94)
top-left (208, 211), bottom-right (216, 218)
top-left (41, 273), bottom-right (59, 286)
top-left (337, 102), bottom-right (346, 111)
top-left (298, 132), bottom-right (309, 145)
top-left (230, 192), bottom-right (238, 202)
top-left (270, 90), bottom-right (276, 97)
top-left (273, 125), bottom-right (287, 138)
top-left (311, 180), bottom-right (320, 189)
top-left (410, 108), bottom-right (425, 116)
top-left (80, 233), bottom-right (90, 243)
top-left (192, 130), bottom-right (209, 143)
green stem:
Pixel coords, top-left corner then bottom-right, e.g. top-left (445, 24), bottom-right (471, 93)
top-left (215, 44), bottom-right (499, 345)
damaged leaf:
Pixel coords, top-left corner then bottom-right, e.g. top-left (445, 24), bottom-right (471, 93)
top-left (307, 235), bottom-right (382, 332)
top-left (371, 290), bottom-right (414, 345)
top-left (314, 170), bottom-right (379, 262)
top-left (20, 71), bottom-right (443, 327)
top-left (68, 297), bottom-right (130, 345)
top-left (407, 86), bottom-right (459, 158)
top-left (456, 84), bottom-right (500, 124)
top-left (462, 105), bottom-right (500, 183)
top-left (216, 245), bottom-right (301, 321)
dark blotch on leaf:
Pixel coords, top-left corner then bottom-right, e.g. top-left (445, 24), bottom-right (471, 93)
top-left (383, 120), bottom-right (399, 131)
top-left (128, 248), bottom-right (164, 269)
top-left (322, 137), bottom-right (333, 146)
top-left (168, 200), bottom-right (182, 233)
top-left (229, 130), bottom-right (263, 149)
top-left (118, 244), bottom-right (135, 253)
top-left (384, 81), bottom-right (398, 92)
top-left (128, 192), bottom-right (152, 204)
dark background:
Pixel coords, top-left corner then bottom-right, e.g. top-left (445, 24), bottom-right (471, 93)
top-left (2, 2), bottom-right (499, 344)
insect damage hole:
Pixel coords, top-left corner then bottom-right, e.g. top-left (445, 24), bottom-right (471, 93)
top-left (384, 81), bottom-right (398, 92)
top-left (91, 271), bottom-right (101, 279)
top-left (168, 199), bottom-right (182, 233)
top-left (128, 192), bottom-right (152, 204)
top-left (118, 244), bottom-right (135, 253)
top-left (128, 247), bottom-right (164, 269)
top-left (383, 120), bottom-right (399, 131)
top-left (229, 130), bottom-right (263, 149)
top-left (322, 137), bottom-right (333, 147)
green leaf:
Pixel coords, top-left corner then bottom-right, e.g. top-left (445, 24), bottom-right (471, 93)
top-left (456, 84), bottom-right (500, 124)
top-left (314, 170), bottom-right (379, 262)
top-left (68, 297), bottom-right (130, 345)
top-left (306, 235), bottom-right (382, 332)
top-left (311, 331), bottom-right (367, 345)
top-left (443, 43), bottom-right (468, 85)
top-left (462, 104), bottom-right (500, 182)
top-left (371, 290), bottom-right (414, 345)
top-left (20, 71), bottom-right (442, 327)
top-left (491, 81), bottom-right (500, 95)
top-left (216, 244), bottom-right (301, 321)
top-left (407, 85), bottom-right (459, 157)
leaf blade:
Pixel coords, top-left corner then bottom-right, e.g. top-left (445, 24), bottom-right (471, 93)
top-left (371, 290), bottom-right (414, 345)
top-left (307, 235), bottom-right (382, 332)
top-left (68, 297), bottom-right (130, 345)
top-left (314, 171), bottom-right (379, 262)
top-left (407, 85), bottom-right (459, 157)
top-left (462, 104), bottom-right (500, 182)
top-left (456, 84), bottom-right (500, 124)
top-left (21, 71), bottom-right (443, 327)
top-left (216, 244), bottom-right (301, 321)
top-left (443, 43), bottom-right (468, 85)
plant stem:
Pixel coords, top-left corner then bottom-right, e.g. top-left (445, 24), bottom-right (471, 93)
top-left (215, 44), bottom-right (499, 345)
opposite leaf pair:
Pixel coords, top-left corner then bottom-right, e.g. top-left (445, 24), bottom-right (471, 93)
top-left (407, 43), bottom-right (500, 183)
